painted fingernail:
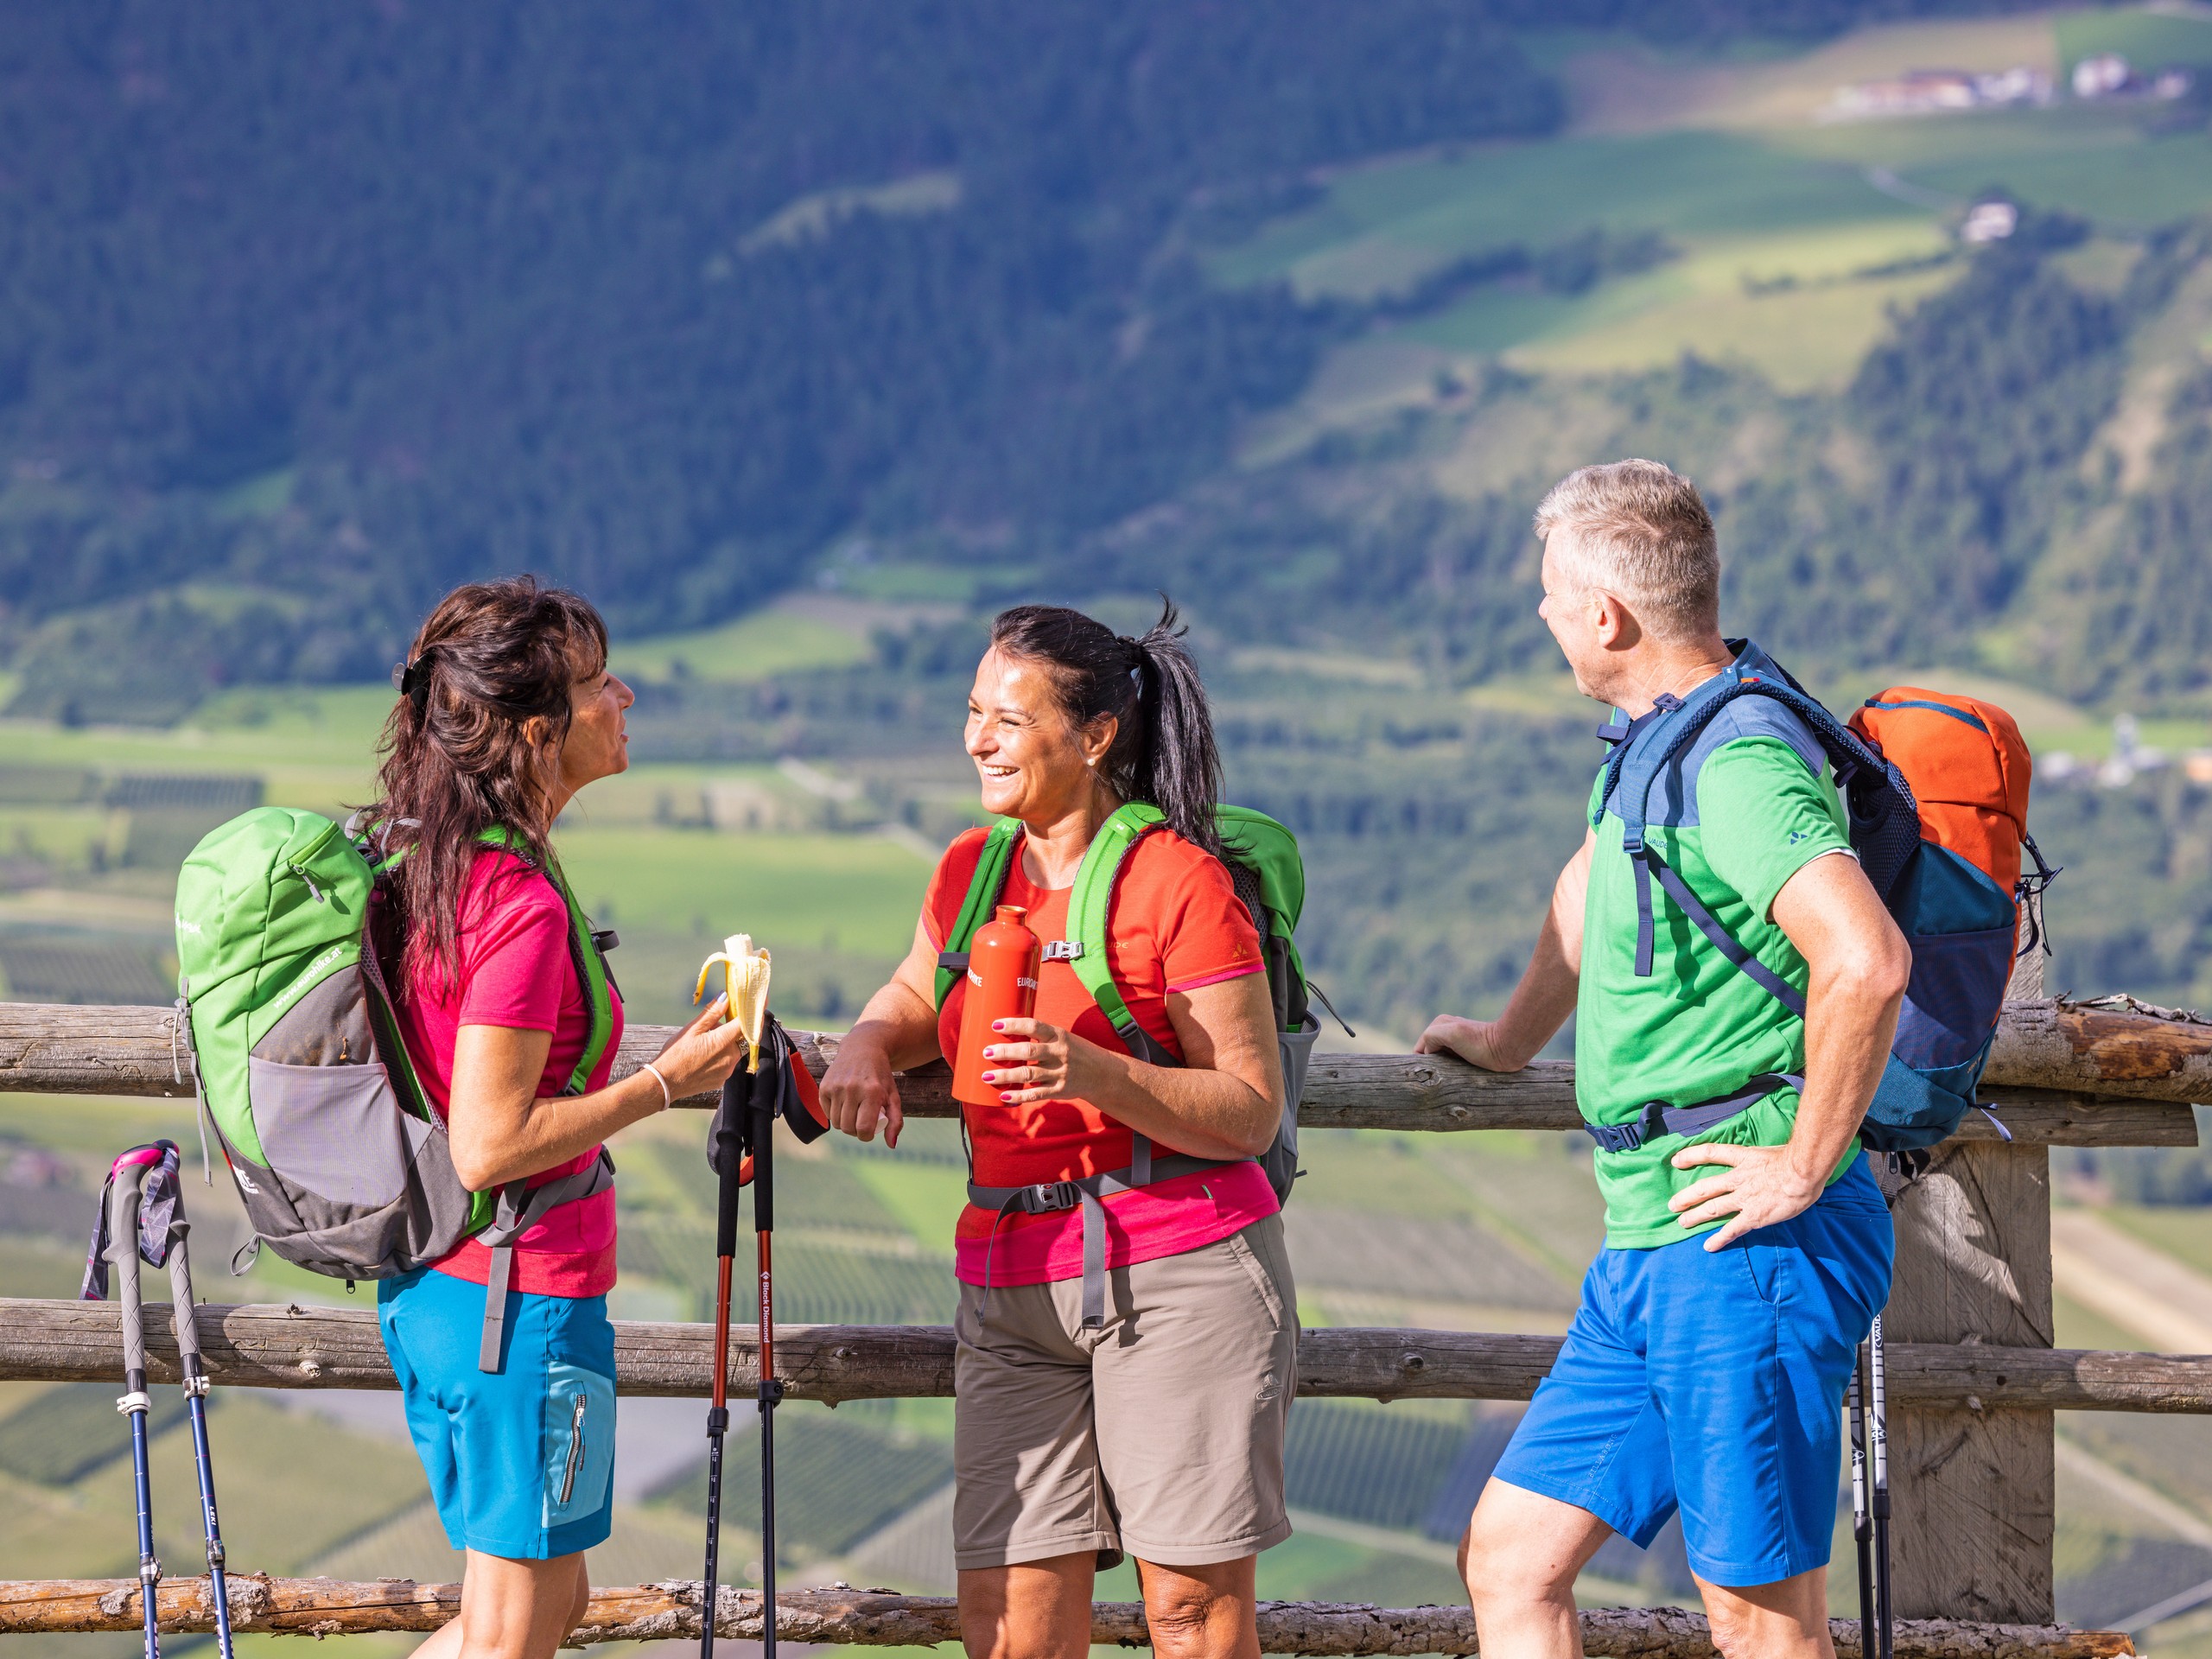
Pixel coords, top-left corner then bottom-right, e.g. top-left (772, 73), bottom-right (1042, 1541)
top-left (980, 1071), bottom-right (996, 1084)
top-left (999, 1092), bottom-right (1014, 1103)
top-left (991, 1020), bottom-right (1006, 1032)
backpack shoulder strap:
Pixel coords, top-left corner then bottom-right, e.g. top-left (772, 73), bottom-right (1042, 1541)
top-left (1611, 674), bottom-right (1917, 1013)
top-left (477, 826), bottom-right (614, 1096)
top-left (934, 819), bottom-right (1022, 1008)
top-left (537, 855), bottom-right (615, 1096)
top-left (1064, 803), bottom-right (1175, 1065)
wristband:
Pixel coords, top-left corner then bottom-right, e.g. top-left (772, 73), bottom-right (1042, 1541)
top-left (640, 1062), bottom-right (673, 1110)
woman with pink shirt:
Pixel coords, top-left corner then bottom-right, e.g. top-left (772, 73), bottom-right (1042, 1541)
top-left (369, 578), bottom-right (751, 1659)
top-left (821, 602), bottom-right (1293, 1659)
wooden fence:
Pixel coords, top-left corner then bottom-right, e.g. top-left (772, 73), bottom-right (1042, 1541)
top-left (2, 996), bottom-right (2207, 1655)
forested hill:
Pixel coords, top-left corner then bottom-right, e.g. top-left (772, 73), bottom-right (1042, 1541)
top-left (0, 0), bottom-right (2037, 713)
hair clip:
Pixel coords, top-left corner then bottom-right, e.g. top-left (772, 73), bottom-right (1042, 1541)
top-left (394, 652), bottom-right (435, 712)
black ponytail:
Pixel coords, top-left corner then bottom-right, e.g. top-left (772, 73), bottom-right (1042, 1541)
top-left (989, 598), bottom-right (1223, 856)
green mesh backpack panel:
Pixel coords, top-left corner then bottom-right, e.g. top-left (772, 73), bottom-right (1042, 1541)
top-left (175, 807), bottom-right (480, 1279)
top-left (1215, 803), bottom-right (1308, 988)
top-left (176, 814), bottom-right (480, 1282)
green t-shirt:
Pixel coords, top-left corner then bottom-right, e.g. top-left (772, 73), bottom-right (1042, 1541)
top-left (1579, 729), bottom-right (1856, 1249)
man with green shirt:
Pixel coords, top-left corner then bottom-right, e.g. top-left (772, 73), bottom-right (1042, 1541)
top-left (1420, 459), bottom-right (1911, 1659)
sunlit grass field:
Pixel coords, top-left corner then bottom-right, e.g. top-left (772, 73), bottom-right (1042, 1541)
top-left (1211, 6), bottom-right (2212, 391)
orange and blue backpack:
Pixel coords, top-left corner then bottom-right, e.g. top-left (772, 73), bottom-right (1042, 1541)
top-left (1594, 645), bottom-right (2055, 1153)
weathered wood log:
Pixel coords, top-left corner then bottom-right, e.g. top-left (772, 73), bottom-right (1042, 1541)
top-left (1993, 999), bottom-right (2212, 1103)
top-left (3, 1298), bottom-right (2208, 1414)
top-left (1885, 1144), bottom-right (2056, 1624)
top-left (734, 1037), bottom-right (2191, 1147)
top-left (0, 1003), bottom-right (2193, 1145)
top-left (0, 1576), bottom-right (2133, 1656)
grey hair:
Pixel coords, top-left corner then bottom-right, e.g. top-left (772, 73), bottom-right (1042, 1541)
top-left (1534, 459), bottom-right (1719, 642)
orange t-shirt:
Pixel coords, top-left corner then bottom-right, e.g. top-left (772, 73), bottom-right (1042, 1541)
top-left (925, 823), bottom-right (1277, 1286)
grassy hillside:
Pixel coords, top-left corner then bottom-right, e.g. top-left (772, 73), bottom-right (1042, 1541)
top-left (1211, 10), bottom-right (2212, 391)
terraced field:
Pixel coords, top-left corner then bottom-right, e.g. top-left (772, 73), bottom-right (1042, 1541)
top-left (1213, 6), bottom-right (2212, 400)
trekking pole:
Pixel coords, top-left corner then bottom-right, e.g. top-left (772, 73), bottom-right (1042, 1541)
top-left (1849, 1344), bottom-right (1874, 1657)
top-left (751, 1061), bottom-right (782, 1659)
top-left (157, 1181), bottom-right (234, 1659)
top-left (697, 1068), bottom-right (746, 1659)
top-left (1869, 1311), bottom-right (1894, 1659)
top-left (105, 1160), bottom-right (164, 1659)
top-left (694, 935), bottom-right (778, 1657)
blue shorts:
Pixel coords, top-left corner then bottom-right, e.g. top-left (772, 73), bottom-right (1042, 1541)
top-left (378, 1267), bottom-right (618, 1560)
top-left (1492, 1154), bottom-right (1893, 1588)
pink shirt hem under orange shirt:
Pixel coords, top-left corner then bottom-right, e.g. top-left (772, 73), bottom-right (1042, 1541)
top-left (927, 825), bottom-right (1279, 1290)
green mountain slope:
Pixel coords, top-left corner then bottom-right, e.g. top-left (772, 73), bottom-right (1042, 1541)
top-left (0, 0), bottom-right (2082, 718)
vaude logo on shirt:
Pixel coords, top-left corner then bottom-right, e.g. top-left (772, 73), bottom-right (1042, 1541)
top-left (175, 916), bottom-right (203, 936)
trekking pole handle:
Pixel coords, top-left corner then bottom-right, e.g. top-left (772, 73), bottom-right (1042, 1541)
top-left (751, 1090), bottom-right (775, 1236)
top-left (714, 1073), bottom-right (745, 1260)
top-left (106, 1167), bottom-right (152, 1388)
top-left (162, 1194), bottom-right (206, 1384)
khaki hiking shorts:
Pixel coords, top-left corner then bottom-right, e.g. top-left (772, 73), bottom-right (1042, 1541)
top-left (951, 1213), bottom-right (1299, 1572)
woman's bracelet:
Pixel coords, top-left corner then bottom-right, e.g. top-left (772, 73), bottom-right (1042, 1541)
top-left (640, 1062), bottom-right (673, 1110)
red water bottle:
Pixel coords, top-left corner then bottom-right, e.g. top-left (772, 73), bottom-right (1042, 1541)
top-left (953, 905), bottom-right (1041, 1107)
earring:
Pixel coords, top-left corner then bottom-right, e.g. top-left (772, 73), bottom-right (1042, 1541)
top-left (1086, 757), bottom-right (1096, 767)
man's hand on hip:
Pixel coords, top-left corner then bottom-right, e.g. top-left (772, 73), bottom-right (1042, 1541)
top-left (1666, 1141), bottom-right (1827, 1251)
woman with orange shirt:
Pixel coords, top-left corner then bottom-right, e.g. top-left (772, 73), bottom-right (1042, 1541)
top-left (821, 601), bottom-right (1292, 1659)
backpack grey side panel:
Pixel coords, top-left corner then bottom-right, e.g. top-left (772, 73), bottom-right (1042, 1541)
top-left (233, 966), bottom-right (479, 1278)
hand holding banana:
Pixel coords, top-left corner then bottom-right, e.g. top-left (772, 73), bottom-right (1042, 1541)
top-left (696, 933), bottom-right (772, 1071)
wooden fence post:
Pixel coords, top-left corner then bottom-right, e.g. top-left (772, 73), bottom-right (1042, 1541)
top-left (1881, 1141), bottom-right (2055, 1623)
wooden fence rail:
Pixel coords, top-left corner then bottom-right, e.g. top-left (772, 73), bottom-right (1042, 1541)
top-left (0, 1577), bottom-right (2133, 1657)
top-left (0, 1000), bottom-right (2200, 1142)
top-left (3, 1299), bottom-right (2209, 1414)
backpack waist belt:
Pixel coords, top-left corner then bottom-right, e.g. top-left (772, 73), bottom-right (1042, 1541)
top-left (476, 1147), bottom-right (615, 1371)
top-left (1583, 1073), bottom-right (1804, 1155)
top-left (966, 1136), bottom-right (1246, 1329)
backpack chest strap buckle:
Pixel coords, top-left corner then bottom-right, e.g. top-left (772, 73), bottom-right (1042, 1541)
top-left (1041, 940), bottom-right (1084, 962)
top-left (1584, 1103), bottom-right (1666, 1154)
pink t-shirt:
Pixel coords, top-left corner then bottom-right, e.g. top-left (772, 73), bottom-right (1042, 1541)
top-left (394, 848), bottom-right (623, 1298)
top-left (925, 827), bottom-right (1280, 1289)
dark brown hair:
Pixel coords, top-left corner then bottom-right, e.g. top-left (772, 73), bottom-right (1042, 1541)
top-left (989, 598), bottom-right (1222, 856)
top-left (368, 576), bottom-right (608, 988)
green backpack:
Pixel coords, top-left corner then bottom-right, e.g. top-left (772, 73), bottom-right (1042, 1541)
top-left (934, 802), bottom-right (1325, 1326)
top-left (174, 810), bottom-right (615, 1370)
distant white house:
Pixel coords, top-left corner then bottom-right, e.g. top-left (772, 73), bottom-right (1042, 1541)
top-left (1831, 65), bottom-right (2052, 118)
top-left (1961, 200), bottom-right (2019, 243)
top-left (2075, 53), bottom-right (2133, 97)
top-left (2073, 52), bottom-right (2196, 100)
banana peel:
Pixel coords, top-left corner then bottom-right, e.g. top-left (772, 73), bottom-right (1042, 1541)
top-left (695, 932), bottom-right (772, 1073)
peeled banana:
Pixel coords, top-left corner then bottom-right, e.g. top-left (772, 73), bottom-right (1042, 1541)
top-left (696, 932), bottom-right (772, 1073)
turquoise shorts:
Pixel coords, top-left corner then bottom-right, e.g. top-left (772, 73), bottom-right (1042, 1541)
top-left (1492, 1155), bottom-right (1893, 1588)
top-left (378, 1268), bottom-right (618, 1560)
